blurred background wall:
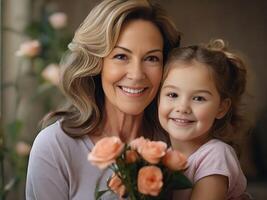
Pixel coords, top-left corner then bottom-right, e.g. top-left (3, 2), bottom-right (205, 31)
top-left (1, 0), bottom-right (267, 199)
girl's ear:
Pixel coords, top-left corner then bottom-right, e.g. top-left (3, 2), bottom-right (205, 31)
top-left (216, 98), bottom-right (231, 119)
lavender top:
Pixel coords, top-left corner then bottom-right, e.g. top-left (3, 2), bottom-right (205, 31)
top-left (26, 121), bottom-right (118, 200)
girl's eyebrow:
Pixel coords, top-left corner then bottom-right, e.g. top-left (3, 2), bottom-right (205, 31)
top-left (162, 84), bottom-right (178, 90)
top-left (193, 90), bottom-right (213, 96)
top-left (162, 84), bottom-right (213, 95)
top-left (114, 45), bottom-right (162, 54)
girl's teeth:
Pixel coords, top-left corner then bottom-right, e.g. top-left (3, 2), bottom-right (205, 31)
top-left (121, 87), bottom-right (145, 94)
top-left (173, 119), bottom-right (191, 123)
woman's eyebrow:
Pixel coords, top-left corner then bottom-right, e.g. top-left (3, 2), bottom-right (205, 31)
top-left (114, 45), bottom-right (132, 53)
top-left (114, 45), bottom-right (162, 54)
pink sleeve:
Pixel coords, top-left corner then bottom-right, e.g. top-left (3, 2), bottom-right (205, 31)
top-left (192, 141), bottom-right (246, 198)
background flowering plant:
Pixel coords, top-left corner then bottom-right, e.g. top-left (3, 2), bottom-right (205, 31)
top-left (88, 136), bottom-right (192, 200)
top-left (1, 2), bottom-right (71, 198)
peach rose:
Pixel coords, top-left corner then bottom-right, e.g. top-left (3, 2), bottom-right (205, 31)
top-left (137, 166), bottom-right (163, 196)
top-left (16, 40), bottom-right (41, 57)
top-left (162, 148), bottom-right (188, 171)
top-left (129, 136), bottom-right (147, 152)
top-left (42, 63), bottom-right (60, 86)
top-left (138, 140), bottom-right (167, 164)
top-left (125, 150), bottom-right (138, 163)
top-left (49, 12), bottom-right (67, 29)
top-left (108, 173), bottom-right (126, 198)
top-left (88, 136), bottom-right (124, 169)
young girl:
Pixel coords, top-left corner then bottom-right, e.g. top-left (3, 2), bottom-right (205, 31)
top-left (158, 39), bottom-right (250, 200)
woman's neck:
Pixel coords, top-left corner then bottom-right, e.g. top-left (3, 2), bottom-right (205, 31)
top-left (101, 102), bottom-right (144, 142)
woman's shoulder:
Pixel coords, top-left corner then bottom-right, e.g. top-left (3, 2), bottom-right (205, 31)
top-left (30, 121), bottom-right (76, 156)
top-left (31, 120), bottom-right (93, 156)
top-left (34, 121), bottom-right (70, 144)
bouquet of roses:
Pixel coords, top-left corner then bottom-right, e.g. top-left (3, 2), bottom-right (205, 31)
top-left (88, 136), bottom-right (192, 200)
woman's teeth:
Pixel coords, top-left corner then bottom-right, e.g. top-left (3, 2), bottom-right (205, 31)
top-left (121, 87), bottom-right (145, 94)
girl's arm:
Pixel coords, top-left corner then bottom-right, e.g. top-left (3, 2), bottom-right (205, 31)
top-left (190, 175), bottom-right (228, 200)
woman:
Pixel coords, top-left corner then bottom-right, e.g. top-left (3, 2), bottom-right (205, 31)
top-left (26, 0), bottom-right (180, 199)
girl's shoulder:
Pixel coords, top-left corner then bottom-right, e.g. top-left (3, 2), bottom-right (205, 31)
top-left (187, 138), bottom-right (242, 183)
top-left (186, 139), bottom-right (247, 198)
top-left (190, 139), bottom-right (236, 160)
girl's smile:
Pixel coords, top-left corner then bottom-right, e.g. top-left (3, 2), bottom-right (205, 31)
top-left (158, 60), bottom-right (230, 150)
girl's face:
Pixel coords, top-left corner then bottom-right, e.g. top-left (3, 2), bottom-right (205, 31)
top-left (102, 20), bottom-right (163, 115)
top-left (158, 61), bottom-right (230, 146)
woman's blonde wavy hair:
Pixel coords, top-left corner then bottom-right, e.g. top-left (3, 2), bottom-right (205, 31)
top-left (163, 39), bottom-right (248, 155)
top-left (43, 0), bottom-right (181, 139)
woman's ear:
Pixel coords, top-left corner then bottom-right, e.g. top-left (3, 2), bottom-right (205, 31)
top-left (216, 98), bottom-right (231, 119)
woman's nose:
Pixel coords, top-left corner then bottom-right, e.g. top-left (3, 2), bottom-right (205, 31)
top-left (126, 61), bottom-right (145, 80)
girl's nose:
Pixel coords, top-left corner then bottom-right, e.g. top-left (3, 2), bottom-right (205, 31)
top-left (176, 100), bottom-right (192, 114)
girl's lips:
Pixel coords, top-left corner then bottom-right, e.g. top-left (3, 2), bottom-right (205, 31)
top-left (172, 118), bottom-right (194, 123)
top-left (170, 118), bottom-right (195, 126)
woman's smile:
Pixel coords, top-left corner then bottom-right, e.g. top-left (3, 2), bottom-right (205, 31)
top-left (101, 19), bottom-right (163, 115)
top-left (119, 86), bottom-right (147, 97)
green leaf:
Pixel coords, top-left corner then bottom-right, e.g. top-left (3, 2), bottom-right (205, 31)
top-left (25, 22), bottom-right (43, 38)
top-left (6, 120), bottom-right (23, 140)
top-left (95, 171), bottom-right (110, 200)
top-left (95, 189), bottom-right (109, 200)
top-left (169, 171), bottom-right (192, 190)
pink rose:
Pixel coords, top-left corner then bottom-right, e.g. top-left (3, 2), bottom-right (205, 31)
top-left (42, 63), bottom-right (60, 86)
top-left (108, 173), bottom-right (126, 198)
top-left (49, 12), bottom-right (67, 29)
top-left (138, 140), bottom-right (167, 164)
top-left (88, 136), bottom-right (124, 169)
top-left (15, 141), bottom-right (31, 156)
top-left (137, 166), bottom-right (163, 196)
top-left (16, 40), bottom-right (41, 57)
top-left (162, 148), bottom-right (188, 171)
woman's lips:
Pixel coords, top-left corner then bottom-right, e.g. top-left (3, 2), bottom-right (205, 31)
top-left (119, 86), bottom-right (147, 96)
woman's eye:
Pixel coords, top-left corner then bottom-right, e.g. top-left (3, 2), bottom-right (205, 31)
top-left (113, 54), bottom-right (127, 60)
top-left (167, 92), bottom-right (178, 98)
top-left (145, 55), bottom-right (160, 62)
top-left (193, 96), bottom-right (206, 102)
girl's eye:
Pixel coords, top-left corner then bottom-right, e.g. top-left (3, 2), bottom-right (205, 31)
top-left (145, 55), bottom-right (160, 62)
top-left (193, 96), bottom-right (206, 102)
top-left (167, 92), bottom-right (178, 98)
top-left (113, 54), bottom-right (127, 60)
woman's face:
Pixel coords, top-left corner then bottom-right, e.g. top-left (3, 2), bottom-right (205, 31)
top-left (101, 20), bottom-right (164, 115)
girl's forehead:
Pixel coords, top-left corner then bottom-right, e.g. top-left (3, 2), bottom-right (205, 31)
top-left (168, 59), bottom-right (201, 69)
top-left (164, 60), bottom-right (216, 84)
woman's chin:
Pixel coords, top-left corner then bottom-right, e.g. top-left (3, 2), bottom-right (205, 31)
top-left (117, 105), bottom-right (146, 116)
